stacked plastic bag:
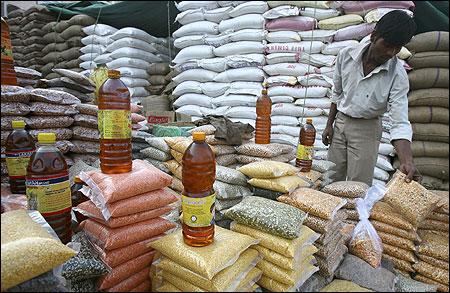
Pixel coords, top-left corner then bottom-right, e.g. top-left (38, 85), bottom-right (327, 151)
top-left (40, 14), bottom-right (97, 79)
top-left (399, 31), bottom-right (449, 191)
top-left (76, 159), bottom-right (179, 292)
top-left (171, 1), bottom-right (267, 122)
top-left (277, 187), bottom-right (350, 278)
top-left (235, 142), bottom-right (296, 166)
top-left (14, 66), bottom-right (42, 89)
top-left (150, 225), bottom-right (261, 292)
top-left (7, 6), bottom-right (57, 73)
top-left (225, 196), bottom-right (319, 291)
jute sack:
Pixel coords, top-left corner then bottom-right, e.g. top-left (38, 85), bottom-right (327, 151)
top-left (408, 106), bottom-right (449, 124)
top-left (408, 88), bottom-right (448, 108)
top-left (412, 123), bottom-right (449, 143)
top-left (421, 176), bottom-right (449, 191)
top-left (406, 31), bottom-right (449, 53)
top-left (411, 141), bottom-right (449, 158)
top-left (394, 157), bottom-right (448, 180)
top-left (408, 68), bottom-right (449, 90)
top-left (408, 51), bottom-right (449, 69)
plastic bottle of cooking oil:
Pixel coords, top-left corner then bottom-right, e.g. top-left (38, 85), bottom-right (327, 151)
top-left (296, 118), bottom-right (316, 172)
top-left (98, 69), bottom-right (132, 174)
top-left (255, 88), bottom-right (272, 144)
top-left (182, 132), bottom-right (216, 247)
top-left (26, 133), bottom-right (72, 244)
top-left (1, 17), bottom-right (18, 85)
top-left (5, 120), bottom-right (35, 194)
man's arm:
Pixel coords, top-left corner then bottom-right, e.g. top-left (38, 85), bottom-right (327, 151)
top-left (322, 103), bottom-right (338, 146)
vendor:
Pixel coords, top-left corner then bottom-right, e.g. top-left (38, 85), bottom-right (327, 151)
top-left (322, 10), bottom-right (421, 185)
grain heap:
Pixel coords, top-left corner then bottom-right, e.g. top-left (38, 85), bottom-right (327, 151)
top-left (76, 159), bottom-right (179, 291)
top-left (277, 187), bottom-right (350, 278)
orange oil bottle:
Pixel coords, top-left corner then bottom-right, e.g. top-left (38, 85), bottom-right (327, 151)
top-left (1, 17), bottom-right (18, 85)
top-left (296, 118), bottom-right (316, 172)
top-left (255, 88), bottom-right (272, 144)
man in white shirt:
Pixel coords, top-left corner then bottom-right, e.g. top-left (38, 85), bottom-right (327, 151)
top-left (322, 10), bottom-right (421, 185)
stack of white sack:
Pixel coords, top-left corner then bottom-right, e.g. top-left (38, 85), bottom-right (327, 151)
top-left (171, 1), bottom-right (268, 123)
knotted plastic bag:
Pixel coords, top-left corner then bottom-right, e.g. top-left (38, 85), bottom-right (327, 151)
top-left (349, 184), bottom-right (386, 268)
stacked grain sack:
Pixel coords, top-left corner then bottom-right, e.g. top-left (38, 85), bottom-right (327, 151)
top-left (225, 196), bottom-right (319, 292)
top-left (150, 225), bottom-right (261, 292)
top-left (76, 160), bottom-right (179, 291)
top-left (7, 9), bottom-right (25, 67)
top-left (14, 66), bottom-right (42, 89)
top-left (235, 142), bottom-right (296, 166)
top-left (278, 187), bottom-right (350, 279)
top-left (171, 1), bottom-right (267, 123)
top-left (401, 31), bottom-right (449, 191)
top-left (8, 5), bottom-right (57, 72)
top-left (41, 14), bottom-right (96, 79)
top-left (263, 2), bottom-right (334, 150)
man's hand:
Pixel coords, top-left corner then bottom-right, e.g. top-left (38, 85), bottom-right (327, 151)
top-left (399, 161), bottom-right (422, 183)
top-left (322, 125), bottom-right (334, 146)
top-left (392, 139), bottom-right (421, 183)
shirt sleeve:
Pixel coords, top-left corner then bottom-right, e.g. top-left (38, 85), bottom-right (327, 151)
top-left (388, 67), bottom-right (413, 142)
top-left (330, 50), bottom-right (343, 104)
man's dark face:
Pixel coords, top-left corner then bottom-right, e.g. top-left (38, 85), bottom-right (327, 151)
top-left (369, 34), bottom-right (403, 65)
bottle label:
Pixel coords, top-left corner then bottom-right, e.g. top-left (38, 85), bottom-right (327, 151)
top-left (98, 110), bottom-right (131, 139)
top-left (5, 150), bottom-right (34, 178)
top-left (296, 144), bottom-right (314, 161)
top-left (182, 193), bottom-right (216, 228)
top-left (1, 33), bottom-right (14, 61)
top-left (26, 174), bottom-right (72, 215)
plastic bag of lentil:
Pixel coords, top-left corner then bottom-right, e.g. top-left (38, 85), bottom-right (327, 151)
top-left (1, 85), bottom-right (31, 103)
top-left (349, 184), bottom-right (386, 268)
top-left (257, 255), bottom-right (316, 286)
top-left (238, 161), bottom-right (299, 179)
top-left (130, 279), bottom-right (151, 292)
top-left (383, 170), bottom-right (443, 227)
top-left (225, 196), bottom-right (307, 239)
top-left (216, 165), bottom-right (248, 186)
top-left (214, 181), bottom-right (252, 200)
top-left (383, 243), bottom-right (417, 263)
top-left (216, 154), bottom-right (238, 166)
top-left (252, 187), bottom-right (284, 200)
top-left (258, 262), bottom-right (319, 292)
top-left (235, 267), bottom-right (262, 292)
top-left (254, 244), bottom-right (318, 271)
top-left (149, 226), bottom-right (259, 280)
top-left (320, 280), bottom-right (373, 292)
top-left (6, 270), bottom-right (64, 292)
top-left (370, 201), bottom-right (415, 231)
top-left (316, 244), bottom-right (348, 278)
top-left (297, 170), bottom-right (323, 186)
top-left (414, 275), bottom-right (449, 292)
top-left (413, 261), bottom-right (449, 285)
top-left (371, 220), bottom-right (419, 241)
top-left (378, 231), bottom-right (416, 251)
top-left (145, 137), bottom-right (171, 153)
top-left (70, 278), bottom-right (97, 292)
top-left (236, 143), bottom-right (285, 158)
top-left (302, 210), bottom-right (347, 234)
top-left (416, 230), bottom-right (449, 262)
top-left (248, 176), bottom-right (310, 193)
top-left (216, 197), bottom-right (244, 211)
top-left (311, 160), bottom-right (336, 173)
top-left (417, 254), bottom-right (449, 271)
top-left (104, 267), bottom-right (150, 292)
top-left (141, 146), bottom-right (173, 161)
top-left (170, 149), bottom-right (183, 163)
top-left (382, 254), bottom-right (415, 273)
top-left (321, 181), bottom-right (369, 198)
top-left (164, 160), bottom-right (182, 180)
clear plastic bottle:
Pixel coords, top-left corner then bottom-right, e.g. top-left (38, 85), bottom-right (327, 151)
top-left (98, 69), bottom-right (132, 174)
top-left (5, 120), bottom-right (35, 194)
top-left (296, 118), bottom-right (316, 172)
top-left (26, 133), bottom-right (72, 244)
top-left (182, 132), bottom-right (216, 247)
top-left (255, 88), bottom-right (272, 144)
top-left (1, 17), bottom-right (18, 85)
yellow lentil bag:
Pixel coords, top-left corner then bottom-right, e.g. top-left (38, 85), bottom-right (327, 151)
top-left (165, 137), bottom-right (217, 154)
top-left (258, 263), bottom-right (318, 292)
top-left (1, 210), bottom-right (53, 244)
top-left (156, 282), bottom-right (181, 292)
top-left (236, 267), bottom-right (263, 292)
top-left (254, 244), bottom-right (318, 271)
top-left (148, 226), bottom-right (258, 279)
top-left (164, 160), bottom-right (182, 180)
top-left (257, 255), bottom-right (316, 286)
top-left (320, 280), bottom-right (373, 292)
top-left (230, 222), bottom-right (319, 258)
top-left (238, 161), bottom-right (299, 179)
top-left (248, 176), bottom-right (310, 193)
top-left (154, 248), bottom-right (261, 291)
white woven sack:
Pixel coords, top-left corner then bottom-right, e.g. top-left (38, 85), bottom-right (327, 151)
top-left (83, 24), bottom-right (118, 36)
top-left (269, 85), bottom-right (328, 98)
top-left (376, 155), bottom-right (394, 172)
top-left (270, 96), bottom-right (294, 104)
top-left (229, 1), bottom-right (269, 17)
top-left (263, 63), bottom-right (316, 76)
top-left (263, 5), bottom-right (300, 19)
top-left (365, 8), bottom-right (413, 23)
top-left (80, 44), bottom-right (106, 54)
top-left (211, 106), bottom-right (231, 116)
top-left (373, 166), bottom-right (389, 181)
top-left (175, 105), bottom-right (209, 117)
top-left (225, 106), bottom-right (256, 119)
top-left (297, 74), bottom-right (333, 87)
top-left (271, 115), bottom-right (299, 126)
top-left (204, 7), bottom-right (233, 23)
top-left (372, 178), bottom-right (386, 187)
top-left (218, 1), bottom-right (247, 7)
top-left (198, 58), bottom-right (228, 72)
top-left (173, 93), bottom-right (213, 108)
top-left (266, 41), bottom-right (324, 54)
top-left (200, 82), bottom-right (230, 97)
top-left (296, 107), bottom-right (324, 117)
top-left (266, 53), bottom-right (298, 64)
top-left (295, 97), bottom-right (331, 109)
top-left (110, 27), bottom-right (158, 43)
top-left (265, 76), bottom-right (298, 87)
top-left (106, 57), bottom-right (151, 70)
top-left (298, 30), bottom-right (335, 43)
top-left (109, 47), bottom-right (163, 63)
top-left (298, 53), bottom-right (336, 67)
top-left (272, 103), bottom-right (303, 117)
top-left (116, 67), bottom-right (149, 79)
top-left (80, 53), bottom-right (99, 62)
top-left (212, 94), bottom-right (257, 107)
top-left (226, 54), bottom-right (266, 68)
top-left (214, 68), bottom-right (265, 82)
top-left (173, 45), bottom-right (215, 64)
top-left (173, 69), bottom-right (217, 84)
top-left (321, 40), bottom-right (359, 55)
top-left (271, 133), bottom-right (298, 146)
top-left (218, 14), bottom-right (265, 32)
top-left (81, 35), bottom-right (112, 46)
top-left (173, 81), bottom-right (202, 96)
top-left (176, 1), bottom-right (219, 11)
top-left (268, 1), bottom-right (331, 9)
top-left (213, 41), bottom-right (265, 57)
top-left (175, 8), bottom-right (205, 25)
top-left (266, 31), bottom-right (301, 43)
top-left (299, 8), bottom-right (340, 21)
top-left (204, 34), bottom-right (232, 47)
top-left (271, 125), bottom-right (300, 136)
top-left (226, 81), bottom-right (263, 96)
top-left (94, 53), bottom-right (113, 64)
top-left (128, 87), bottom-right (149, 98)
top-left (313, 150), bottom-right (328, 160)
top-left (314, 66), bottom-right (335, 79)
top-left (80, 61), bottom-right (97, 70)
top-left (106, 38), bottom-right (154, 53)
top-left (121, 77), bottom-right (150, 88)
top-left (173, 21), bottom-right (219, 38)
top-left (378, 143), bottom-right (395, 156)
top-left (301, 115), bottom-right (328, 127)
top-left (174, 35), bottom-right (206, 49)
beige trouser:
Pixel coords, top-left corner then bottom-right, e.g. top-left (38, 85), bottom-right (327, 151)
top-left (327, 111), bottom-right (382, 186)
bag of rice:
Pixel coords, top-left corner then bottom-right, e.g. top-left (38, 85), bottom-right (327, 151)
top-left (238, 161), bottom-right (299, 178)
top-left (248, 176), bottom-right (310, 193)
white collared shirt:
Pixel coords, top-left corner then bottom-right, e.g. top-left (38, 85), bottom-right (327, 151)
top-left (331, 39), bottom-right (413, 142)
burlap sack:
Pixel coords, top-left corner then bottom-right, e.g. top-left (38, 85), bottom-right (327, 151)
top-left (8, 10), bottom-right (23, 18)
top-left (42, 42), bottom-right (70, 54)
top-left (54, 20), bottom-right (71, 34)
top-left (408, 51), bottom-right (449, 69)
top-left (60, 25), bottom-right (86, 40)
top-left (23, 36), bottom-right (47, 46)
top-left (411, 141), bottom-right (449, 158)
top-left (68, 14), bottom-right (96, 26)
top-left (22, 20), bottom-right (47, 32)
top-left (65, 36), bottom-right (83, 48)
top-left (412, 123), bottom-right (449, 143)
top-left (421, 176), bottom-right (449, 191)
top-left (43, 31), bottom-right (65, 43)
top-left (22, 44), bottom-right (45, 55)
top-left (60, 47), bottom-right (82, 61)
top-left (406, 31), bottom-right (449, 53)
top-left (408, 106), bottom-right (449, 124)
top-left (147, 63), bottom-right (170, 75)
top-left (408, 88), bottom-right (448, 108)
top-left (408, 68), bottom-right (449, 90)
top-left (394, 157), bottom-right (448, 180)
top-left (42, 21), bottom-right (57, 33)
top-left (42, 52), bottom-right (64, 65)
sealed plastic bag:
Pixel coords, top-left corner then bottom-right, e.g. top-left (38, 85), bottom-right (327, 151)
top-left (248, 176), bottom-right (310, 193)
top-left (349, 184), bottom-right (386, 268)
top-left (238, 161), bottom-right (299, 179)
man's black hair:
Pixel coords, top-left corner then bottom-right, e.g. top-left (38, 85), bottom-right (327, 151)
top-left (374, 10), bottom-right (417, 46)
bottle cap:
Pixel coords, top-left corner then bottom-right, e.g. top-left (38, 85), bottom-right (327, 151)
top-left (11, 120), bottom-right (25, 129)
top-left (261, 88), bottom-right (268, 95)
top-left (37, 133), bottom-right (56, 143)
top-left (108, 69), bottom-right (121, 78)
top-left (192, 132), bottom-right (206, 141)
top-left (74, 176), bottom-right (84, 185)
top-left (306, 118), bottom-right (313, 124)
